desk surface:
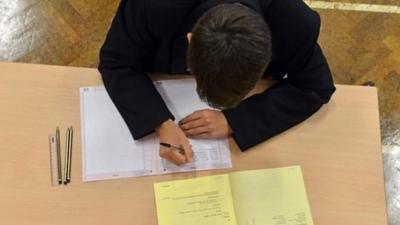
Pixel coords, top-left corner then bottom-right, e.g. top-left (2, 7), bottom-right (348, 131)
top-left (0, 62), bottom-right (387, 225)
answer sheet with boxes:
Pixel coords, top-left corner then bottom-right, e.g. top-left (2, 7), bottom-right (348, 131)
top-left (80, 79), bottom-right (232, 182)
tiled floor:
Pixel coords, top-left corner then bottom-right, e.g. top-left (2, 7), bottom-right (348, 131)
top-left (0, 0), bottom-right (399, 224)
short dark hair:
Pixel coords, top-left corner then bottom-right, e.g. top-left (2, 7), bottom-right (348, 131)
top-left (188, 3), bottom-right (272, 109)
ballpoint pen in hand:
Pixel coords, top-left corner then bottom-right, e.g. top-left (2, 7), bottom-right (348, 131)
top-left (160, 142), bottom-right (185, 155)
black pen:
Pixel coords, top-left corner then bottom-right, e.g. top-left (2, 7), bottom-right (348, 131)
top-left (63, 128), bottom-right (70, 185)
top-left (66, 127), bottom-right (73, 183)
top-left (55, 127), bottom-right (62, 184)
top-left (160, 142), bottom-right (185, 155)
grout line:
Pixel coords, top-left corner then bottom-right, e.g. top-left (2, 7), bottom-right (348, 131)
top-left (305, 0), bottom-right (400, 14)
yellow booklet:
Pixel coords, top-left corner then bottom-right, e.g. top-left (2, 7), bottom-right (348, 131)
top-left (154, 166), bottom-right (314, 225)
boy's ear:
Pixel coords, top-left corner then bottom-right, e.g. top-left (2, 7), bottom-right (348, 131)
top-left (187, 33), bottom-right (192, 43)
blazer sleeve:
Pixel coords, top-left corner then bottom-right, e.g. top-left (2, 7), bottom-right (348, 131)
top-left (98, 0), bottom-right (174, 140)
top-left (222, 43), bottom-right (336, 150)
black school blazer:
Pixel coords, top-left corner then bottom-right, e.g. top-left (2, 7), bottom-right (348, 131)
top-left (99, 0), bottom-right (336, 150)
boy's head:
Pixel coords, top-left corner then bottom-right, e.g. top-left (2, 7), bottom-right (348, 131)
top-left (187, 3), bottom-right (272, 109)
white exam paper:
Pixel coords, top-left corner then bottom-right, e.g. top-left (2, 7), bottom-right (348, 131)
top-left (80, 79), bottom-right (232, 182)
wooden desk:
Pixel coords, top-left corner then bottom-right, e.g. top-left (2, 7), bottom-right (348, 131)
top-left (0, 62), bottom-right (387, 225)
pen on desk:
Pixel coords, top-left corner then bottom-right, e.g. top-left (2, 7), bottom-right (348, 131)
top-left (160, 142), bottom-right (185, 155)
top-left (63, 128), bottom-right (70, 185)
top-left (55, 127), bottom-right (62, 184)
top-left (67, 127), bottom-right (73, 183)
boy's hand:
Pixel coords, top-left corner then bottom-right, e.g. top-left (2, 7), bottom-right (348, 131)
top-left (156, 119), bottom-right (193, 165)
top-left (179, 109), bottom-right (232, 139)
